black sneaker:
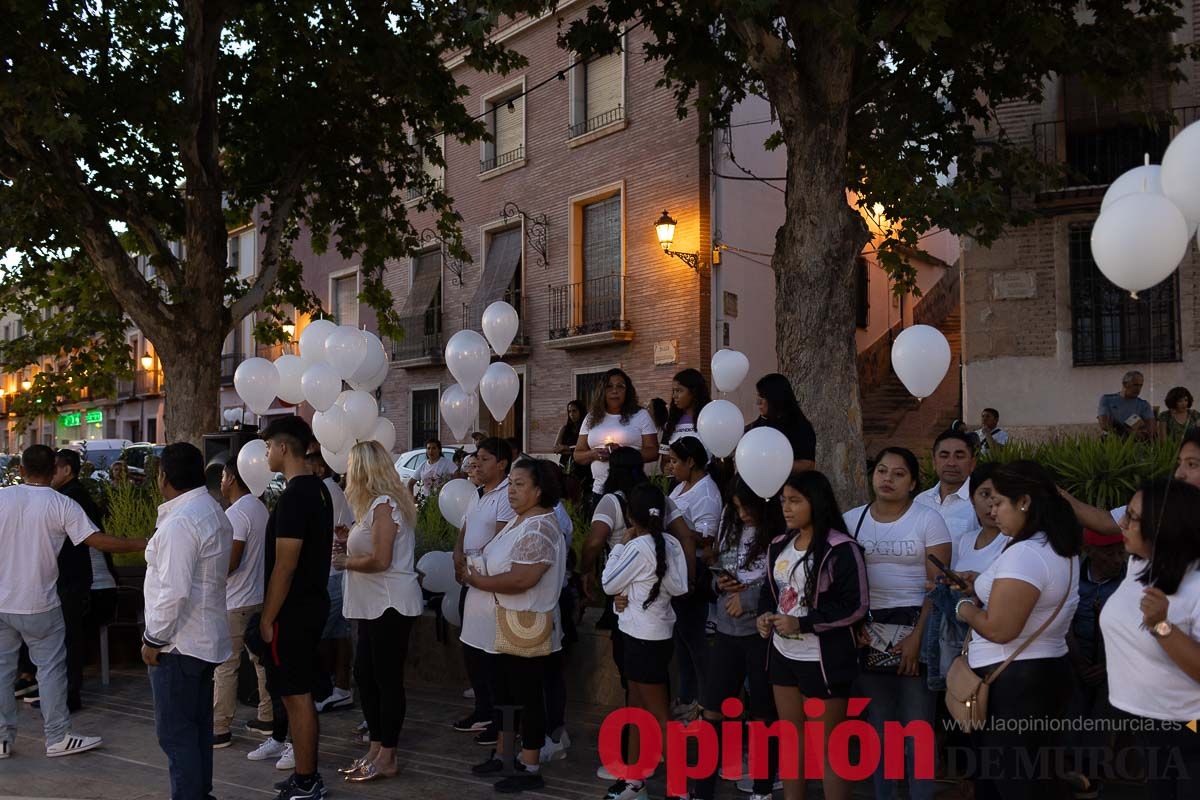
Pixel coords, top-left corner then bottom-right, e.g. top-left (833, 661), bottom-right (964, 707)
top-left (474, 724), bottom-right (499, 746)
top-left (213, 732), bottom-right (233, 749)
top-left (454, 713), bottom-right (491, 732)
top-left (246, 719), bottom-right (274, 736)
top-left (274, 773), bottom-right (327, 800)
top-left (494, 773), bottom-right (544, 793)
top-left (13, 678), bottom-right (37, 698)
top-left (472, 750), bottom-right (507, 775)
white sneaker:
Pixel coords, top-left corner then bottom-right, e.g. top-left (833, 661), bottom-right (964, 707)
top-left (463, 687), bottom-right (475, 699)
top-left (314, 687), bottom-right (353, 713)
top-left (736, 776), bottom-right (783, 793)
top-left (539, 729), bottom-right (571, 762)
top-left (275, 742), bottom-right (295, 770)
top-left (597, 764), bottom-right (617, 780)
top-left (0, 739), bottom-right (10, 759)
top-left (247, 737), bottom-right (287, 761)
top-left (748, 794), bottom-right (772, 800)
top-left (45, 732), bottom-right (103, 757)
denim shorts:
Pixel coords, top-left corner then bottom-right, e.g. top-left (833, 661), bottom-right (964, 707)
top-left (322, 572), bottom-right (350, 640)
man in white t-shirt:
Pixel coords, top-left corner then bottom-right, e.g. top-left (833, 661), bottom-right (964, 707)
top-left (0, 445), bottom-right (147, 759)
top-left (408, 438), bottom-right (456, 499)
top-left (975, 408), bottom-right (1009, 456)
top-left (212, 459), bottom-right (273, 746)
top-left (915, 431), bottom-right (980, 536)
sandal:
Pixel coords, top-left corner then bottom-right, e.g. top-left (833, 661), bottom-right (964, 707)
top-left (345, 762), bottom-right (392, 783)
top-left (338, 756), bottom-right (370, 775)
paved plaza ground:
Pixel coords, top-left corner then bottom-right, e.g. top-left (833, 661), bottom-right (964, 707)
top-left (0, 666), bottom-right (1152, 800)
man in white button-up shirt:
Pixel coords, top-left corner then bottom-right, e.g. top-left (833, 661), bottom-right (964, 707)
top-left (141, 443), bottom-right (233, 800)
top-left (915, 430), bottom-right (981, 537)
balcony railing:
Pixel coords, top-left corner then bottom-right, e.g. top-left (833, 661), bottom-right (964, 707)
top-left (406, 176), bottom-right (444, 201)
top-left (569, 105), bottom-right (624, 139)
top-left (136, 369), bottom-right (163, 396)
top-left (116, 378), bottom-right (136, 399)
top-left (220, 352), bottom-right (243, 385)
top-left (388, 306), bottom-right (444, 363)
top-left (548, 275), bottom-right (629, 340)
top-left (1031, 106), bottom-right (1200, 195)
top-left (458, 289), bottom-right (528, 349)
top-left (480, 145), bottom-right (524, 174)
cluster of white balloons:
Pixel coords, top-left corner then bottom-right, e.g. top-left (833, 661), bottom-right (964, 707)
top-left (232, 319), bottom-right (397, 493)
top-left (1092, 122), bottom-right (1200, 297)
top-left (416, 550), bottom-right (461, 625)
top-left (439, 301), bottom-right (521, 441)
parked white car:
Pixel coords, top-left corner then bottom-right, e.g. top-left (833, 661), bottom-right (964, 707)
top-left (393, 446), bottom-right (463, 485)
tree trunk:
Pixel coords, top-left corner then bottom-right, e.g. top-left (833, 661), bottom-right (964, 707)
top-left (157, 329), bottom-right (223, 446)
top-left (765, 28), bottom-right (871, 505)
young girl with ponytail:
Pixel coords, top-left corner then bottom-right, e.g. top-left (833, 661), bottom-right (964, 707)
top-left (600, 484), bottom-right (689, 800)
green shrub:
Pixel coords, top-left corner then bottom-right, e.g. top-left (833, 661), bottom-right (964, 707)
top-left (414, 490), bottom-right (458, 557)
top-left (104, 476), bottom-right (162, 567)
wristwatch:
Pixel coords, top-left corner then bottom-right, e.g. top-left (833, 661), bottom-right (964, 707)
top-left (1151, 620), bottom-right (1173, 638)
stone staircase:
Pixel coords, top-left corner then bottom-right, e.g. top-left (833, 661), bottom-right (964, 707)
top-left (860, 307), bottom-right (963, 459)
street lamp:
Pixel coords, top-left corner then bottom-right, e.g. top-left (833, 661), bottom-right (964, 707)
top-left (282, 322), bottom-right (296, 341)
top-left (20, 378), bottom-right (31, 391)
top-left (141, 353), bottom-right (154, 370)
top-left (654, 209), bottom-right (700, 272)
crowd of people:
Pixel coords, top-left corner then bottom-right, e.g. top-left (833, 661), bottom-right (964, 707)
top-left (1, 364), bottom-right (1199, 800)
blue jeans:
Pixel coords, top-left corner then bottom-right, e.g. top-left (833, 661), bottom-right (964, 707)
top-left (150, 653), bottom-right (217, 800)
top-left (0, 608), bottom-right (70, 747)
top-left (855, 669), bottom-right (936, 800)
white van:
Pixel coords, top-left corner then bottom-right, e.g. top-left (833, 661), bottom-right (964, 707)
top-left (66, 439), bottom-right (134, 471)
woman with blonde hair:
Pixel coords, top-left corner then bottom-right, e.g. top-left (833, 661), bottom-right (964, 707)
top-left (333, 440), bottom-right (422, 783)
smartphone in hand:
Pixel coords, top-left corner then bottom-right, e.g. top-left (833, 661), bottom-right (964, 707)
top-left (927, 554), bottom-right (968, 590)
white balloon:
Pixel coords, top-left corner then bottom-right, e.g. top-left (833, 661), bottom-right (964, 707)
top-left (891, 324), bottom-right (951, 399)
top-left (324, 325), bottom-right (368, 381)
top-left (440, 383), bottom-right (475, 441)
top-left (340, 389), bottom-right (379, 439)
top-left (696, 399), bottom-right (745, 458)
top-left (1101, 164), bottom-right (1163, 212)
top-left (312, 406), bottom-right (350, 453)
top-left (481, 301), bottom-right (520, 357)
top-left (440, 588), bottom-right (463, 627)
top-left (479, 361), bottom-right (520, 420)
top-left (301, 363), bottom-right (342, 412)
top-left (1161, 121), bottom-right (1200, 230)
top-left (273, 354), bottom-right (308, 405)
top-left (437, 478), bottom-right (477, 529)
top-left (710, 349), bottom-right (750, 393)
top-left (444, 329), bottom-right (492, 393)
top-left (235, 439), bottom-right (272, 498)
top-left (298, 319), bottom-right (337, 366)
top-left (1091, 192), bottom-right (1189, 295)
top-left (233, 357), bottom-right (280, 416)
top-left (321, 445), bottom-right (350, 475)
top-left (350, 356), bottom-right (390, 394)
top-left (417, 550), bottom-right (457, 594)
top-left (349, 330), bottom-right (387, 389)
top-left (370, 416), bottom-right (396, 452)
top-left (223, 407), bottom-right (242, 424)
top-left (735, 426), bottom-right (793, 499)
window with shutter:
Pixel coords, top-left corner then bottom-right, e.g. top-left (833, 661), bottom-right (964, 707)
top-left (333, 275), bottom-right (359, 327)
top-left (483, 95), bottom-right (524, 172)
top-left (570, 47), bottom-right (624, 137)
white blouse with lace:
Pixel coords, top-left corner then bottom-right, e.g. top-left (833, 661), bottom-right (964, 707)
top-left (342, 495), bottom-right (423, 621)
top-left (460, 510), bottom-right (566, 654)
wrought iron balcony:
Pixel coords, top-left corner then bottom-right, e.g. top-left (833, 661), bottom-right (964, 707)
top-left (136, 369), bottom-right (163, 396)
top-left (547, 274), bottom-right (631, 345)
top-left (388, 307), bottom-right (444, 364)
top-left (480, 145), bottom-right (524, 174)
top-left (569, 105), bottom-right (624, 139)
top-left (458, 289), bottom-right (528, 352)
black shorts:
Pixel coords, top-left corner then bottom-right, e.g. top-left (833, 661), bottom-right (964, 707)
top-left (622, 632), bottom-right (674, 685)
top-left (701, 632), bottom-right (775, 719)
top-left (767, 648), bottom-right (851, 699)
top-left (266, 604), bottom-right (328, 697)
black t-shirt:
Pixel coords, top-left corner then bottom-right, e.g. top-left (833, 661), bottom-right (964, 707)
top-left (747, 414), bottom-right (817, 462)
top-left (264, 474), bottom-right (333, 619)
top-left (56, 479), bottom-right (97, 593)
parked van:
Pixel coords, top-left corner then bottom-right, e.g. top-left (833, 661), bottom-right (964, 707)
top-left (66, 439), bottom-right (134, 471)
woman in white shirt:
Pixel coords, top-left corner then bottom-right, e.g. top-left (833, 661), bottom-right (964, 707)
top-left (658, 368), bottom-right (711, 471)
top-left (601, 484), bottom-right (688, 800)
top-left (333, 441), bottom-right (423, 783)
top-left (573, 369), bottom-right (660, 499)
top-left (954, 461), bottom-right (1081, 800)
top-left (845, 446), bottom-right (950, 800)
top-left (462, 459), bottom-right (566, 794)
top-left (667, 435), bottom-right (724, 718)
top-left (1100, 480), bottom-right (1200, 800)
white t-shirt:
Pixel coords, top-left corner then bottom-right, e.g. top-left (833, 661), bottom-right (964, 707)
top-left (1101, 560), bottom-right (1200, 721)
top-left (771, 538), bottom-right (821, 661)
top-left (89, 547), bottom-right (117, 591)
top-left (224, 493), bottom-right (269, 610)
top-left (915, 482), bottom-right (979, 537)
top-left (722, 524), bottom-right (769, 585)
top-left (578, 409), bottom-right (657, 486)
top-left (968, 533), bottom-right (1079, 668)
top-left (0, 485), bottom-right (97, 614)
top-left (844, 502), bottom-right (951, 610)
top-left (343, 496), bottom-right (423, 620)
top-left (462, 512), bottom-right (566, 653)
top-left (669, 475), bottom-right (723, 540)
top-left (951, 528), bottom-right (1009, 575)
top-left (659, 416), bottom-right (698, 455)
top-left (326, 478), bottom-right (354, 575)
top-left (463, 479), bottom-right (516, 552)
top-left (602, 534), bottom-right (688, 640)
top-left (414, 457), bottom-right (456, 498)
top-left (592, 492), bottom-right (684, 552)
